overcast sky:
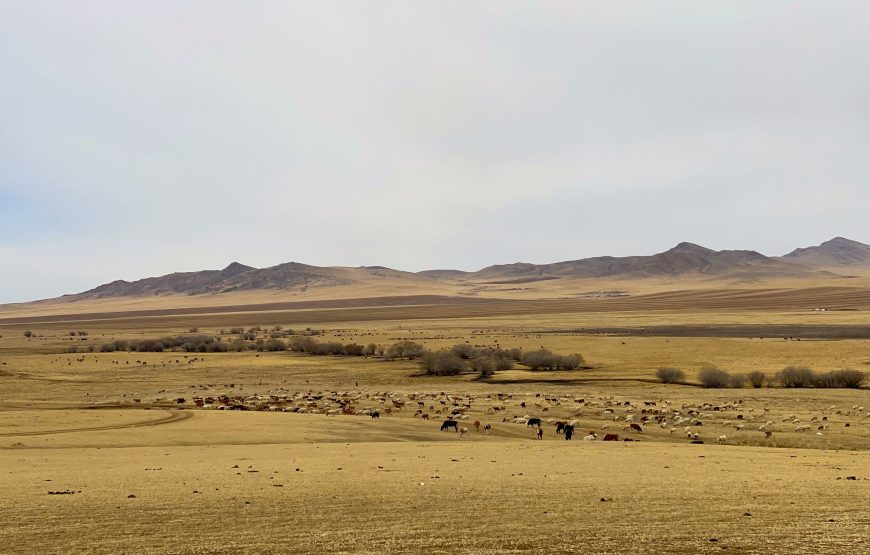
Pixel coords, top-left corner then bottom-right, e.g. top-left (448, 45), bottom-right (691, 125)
top-left (2, 1), bottom-right (869, 303)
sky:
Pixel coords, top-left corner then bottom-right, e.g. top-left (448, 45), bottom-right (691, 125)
top-left (1, 1), bottom-right (869, 303)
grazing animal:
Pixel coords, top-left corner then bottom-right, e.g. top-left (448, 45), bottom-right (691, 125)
top-left (441, 420), bottom-right (459, 432)
top-left (563, 425), bottom-right (575, 440)
top-left (555, 421), bottom-right (565, 434)
top-left (370, 411), bottom-right (380, 419)
top-left (527, 417), bottom-right (542, 428)
top-left (459, 427), bottom-right (468, 435)
top-left (602, 433), bottom-right (619, 441)
top-left (483, 424), bottom-right (492, 432)
top-left (629, 423), bottom-right (643, 433)
top-left (583, 432), bottom-right (597, 441)
top-left (717, 435), bottom-right (727, 443)
top-left (536, 428), bottom-right (543, 440)
top-left (473, 420), bottom-right (481, 431)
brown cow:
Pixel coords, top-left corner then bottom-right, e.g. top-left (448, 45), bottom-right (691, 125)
top-left (602, 433), bottom-right (620, 441)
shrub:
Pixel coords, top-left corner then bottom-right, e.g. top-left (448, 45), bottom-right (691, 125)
top-left (420, 350), bottom-right (466, 376)
top-left (289, 336), bottom-right (318, 353)
top-left (815, 369), bottom-right (866, 389)
top-left (728, 373), bottom-right (747, 389)
top-left (776, 366), bottom-right (815, 388)
top-left (263, 339), bottom-right (286, 352)
top-left (698, 366), bottom-right (731, 388)
top-left (362, 343), bottom-right (378, 356)
top-left (747, 371), bottom-right (766, 388)
top-left (832, 369), bottom-right (866, 388)
top-left (23, 331), bottom-right (33, 338)
top-left (558, 353), bottom-right (584, 370)
top-left (188, 327), bottom-right (199, 333)
top-left (451, 344), bottom-right (479, 360)
top-left (343, 343), bottom-right (364, 356)
top-left (473, 356), bottom-right (496, 378)
top-left (384, 341), bottom-right (425, 360)
top-left (521, 349), bottom-right (558, 370)
top-left (521, 349), bottom-right (584, 371)
top-left (655, 367), bottom-right (685, 384)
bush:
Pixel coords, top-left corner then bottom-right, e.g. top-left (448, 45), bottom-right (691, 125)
top-left (23, 331), bottom-right (33, 338)
top-left (698, 366), bottom-right (731, 388)
top-left (420, 350), bottom-right (466, 376)
top-left (521, 349), bottom-right (584, 371)
top-left (384, 341), bottom-right (425, 360)
top-left (776, 366), bottom-right (815, 388)
top-left (263, 339), bottom-right (286, 352)
top-left (343, 343), bottom-right (364, 356)
top-left (815, 369), bottom-right (866, 389)
top-left (362, 343), bottom-right (378, 356)
top-left (728, 373), bottom-right (747, 389)
top-left (473, 356), bottom-right (496, 378)
top-left (747, 371), bottom-right (766, 388)
top-left (451, 344), bottom-right (479, 360)
top-left (655, 367), bottom-right (685, 384)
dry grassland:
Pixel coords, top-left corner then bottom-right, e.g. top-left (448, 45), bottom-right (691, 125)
top-left (1, 291), bottom-right (869, 553)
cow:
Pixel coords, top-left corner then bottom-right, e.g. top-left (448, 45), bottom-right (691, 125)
top-left (441, 420), bottom-right (459, 432)
top-left (473, 420), bottom-right (481, 431)
top-left (555, 421), bottom-right (565, 434)
top-left (527, 417), bottom-right (542, 428)
top-left (563, 424), bottom-right (575, 440)
top-left (629, 423), bottom-right (643, 433)
top-left (536, 428), bottom-right (544, 440)
top-left (370, 411), bottom-right (380, 419)
top-left (483, 424), bottom-right (492, 433)
top-left (602, 433), bottom-right (620, 441)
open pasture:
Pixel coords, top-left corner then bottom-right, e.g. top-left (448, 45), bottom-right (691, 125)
top-left (1, 293), bottom-right (869, 553)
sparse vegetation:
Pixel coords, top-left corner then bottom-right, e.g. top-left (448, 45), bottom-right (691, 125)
top-left (420, 350), bottom-right (466, 376)
top-left (698, 366), bottom-right (731, 388)
top-left (655, 367), bottom-right (685, 384)
top-left (776, 366), bottom-right (816, 388)
top-left (747, 371), bottom-right (766, 388)
top-left (520, 348), bottom-right (584, 371)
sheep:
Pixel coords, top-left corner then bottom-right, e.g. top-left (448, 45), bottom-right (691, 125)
top-left (717, 435), bottom-right (727, 444)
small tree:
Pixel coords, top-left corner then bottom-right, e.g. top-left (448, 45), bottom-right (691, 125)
top-left (655, 367), bottom-right (685, 384)
top-left (698, 366), bottom-right (731, 388)
top-left (728, 373), bottom-right (747, 389)
top-left (420, 350), bottom-right (466, 376)
top-left (473, 356), bottom-right (496, 378)
top-left (747, 371), bottom-right (766, 388)
top-left (23, 330), bottom-right (33, 338)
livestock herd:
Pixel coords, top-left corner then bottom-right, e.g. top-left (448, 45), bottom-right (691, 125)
top-left (157, 386), bottom-right (870, 447)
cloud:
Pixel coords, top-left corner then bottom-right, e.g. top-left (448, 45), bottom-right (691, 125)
top-left (1, 1), bottom-right (869, 302)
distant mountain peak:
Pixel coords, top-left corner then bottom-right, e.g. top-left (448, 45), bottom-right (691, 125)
top-left (783, 237), bottom-right (870, 266)
top-left (666, 242), bottom-right (715, 254)
top-left (221, 262), bottom-right (255, 275)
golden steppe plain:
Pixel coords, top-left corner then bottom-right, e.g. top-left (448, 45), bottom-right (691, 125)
top-left (1, 282), bottom-right (869, 553)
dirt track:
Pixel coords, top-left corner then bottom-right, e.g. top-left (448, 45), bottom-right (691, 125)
top-left (0, 409), bottom-right (193, 437)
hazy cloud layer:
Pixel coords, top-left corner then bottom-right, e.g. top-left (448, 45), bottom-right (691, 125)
top-left (2, 1), bottom-right (869, 302)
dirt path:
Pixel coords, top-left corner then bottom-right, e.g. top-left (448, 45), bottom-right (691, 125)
top-left (0, 410), bottom-right (193, 437)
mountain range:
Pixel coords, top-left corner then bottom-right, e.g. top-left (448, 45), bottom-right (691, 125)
top-left (60, 237), bottom-right (870, 301)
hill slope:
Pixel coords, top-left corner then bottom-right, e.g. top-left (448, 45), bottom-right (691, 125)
top-left (781, 237), bottom-right (870, 268)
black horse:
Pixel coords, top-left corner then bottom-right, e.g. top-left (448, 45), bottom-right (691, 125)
top-left (526, 417), bottom-right (542, 428)
top-left (441, 420), bottom-right (459, 432)
top-left (563, 424), bottom-right (575, 440)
